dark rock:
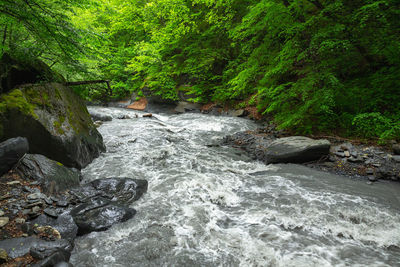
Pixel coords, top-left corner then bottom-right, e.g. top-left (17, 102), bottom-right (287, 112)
top-left (44, 208), bottom-right (58, 218)
top-left (31, 249), bottom-right (71, 267)
top-left (393, 144), bottom-right (400, 155)
top-left (263, 136), bottom-right (330, 164)
top-left (0, 236), bottom-right (71, 259)
top-left (0, 137), bottom-right (29, 176)
top-left (31, 214), bottom-right (78, 242)
top-left (348, 156), bottom-right (364, 163)
top-left (366, 168), bottom-right (374, 175)
top-left (0, 248), bottom-right (7, 264)
top-left (143, 113), bottom-right (153, 118)
top-left (71, 200), bottom-right (136, 235)
top-left (14, 154), bottom-right (80, 195)
top-left (335, 151), bottom-right (345, 157)
top-left (368, 176), bottom-right (378, 182)
top-left (393, 156), bottom-right (400, 163)
top-left (89, 111), bottom-right (112, 122)
top-left (0, 83), bottom-right (105, 169)
top-left (0, 53), bottom-right (64, 94)
top-left (70, 178), bottom-right (148, 204)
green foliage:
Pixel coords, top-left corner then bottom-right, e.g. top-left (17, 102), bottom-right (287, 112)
top-left (3, 0), bottom-right (399, 140)
top-left (352, 113), bottom-right (391, 139)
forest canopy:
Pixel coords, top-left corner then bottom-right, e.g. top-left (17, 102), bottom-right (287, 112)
top-left (1, 0), bottom-right (399, 140)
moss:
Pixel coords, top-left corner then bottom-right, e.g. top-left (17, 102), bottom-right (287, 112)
top-left (56, 162), bottom-right (63, 166)
top-left (53, 120), bottom-right (65, 135)
top-left (25, 87), bottom-right (52, 109)
top-left (0, 89), bottom-right (38, 118)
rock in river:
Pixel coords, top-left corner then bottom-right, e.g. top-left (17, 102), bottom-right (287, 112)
top-left (264, 136), bottom-right (331, 164)
top-left (69, 178), bottom-right (148, 235)
top-left (0, 82), bottom-right (105, 169)
top-left (14, 154), bottom-right (80, 195)
top-left (0, 137), bottom-right (29, 176)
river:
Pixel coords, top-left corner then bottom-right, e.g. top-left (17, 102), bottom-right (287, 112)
top-left (70, 106), bottom-right (400, 267)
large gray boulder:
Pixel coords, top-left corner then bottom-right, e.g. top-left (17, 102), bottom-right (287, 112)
top-left (14, 154), bottom-right (81, 195)
top-left (0, 83), bottom-right (105, 169)
top-left (264, 136), bottom-right (330, 163)
top-left (0, 137), bottom-right (29, 176)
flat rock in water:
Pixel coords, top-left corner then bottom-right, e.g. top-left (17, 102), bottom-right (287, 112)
top-left (14, 154), bottom-right (80, 195)
top-left (0, 236), bottom-right (71, 259)
top-left (70, 198), bottom-right (136, 235)
top-left (127, 98), bottom-right (148, 111)
top-left (264, 136), bottom-right (331, 164)
top-left (70, 177), bottom-right (148, 204)
top-left (0, 137), bottom-right (29, 176)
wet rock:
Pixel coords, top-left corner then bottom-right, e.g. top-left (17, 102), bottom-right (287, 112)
top-left (31, 214), bottom-right (78, 242)
top-left (32, 206), bottom-right (41, 213)
top-left (0, 217), bottom-right (9, 227)
top-left (0, 248), bottom-right (7, 264)
top-left (27, 192), bottom-right (47, 200)
top-left (393, 156), bottom-right (400, 163)
top-left (71, 199), bottom-right (136, 235)
top-left (0, 236), bottom-right (71, 259)
top-left (25, 201), bottom-right (44, 208)
top-left (0, 137), bottom-right (29, 176)
top-left (14, 154), bottom-right (80, 195)
top-left (368, 176), bottom-right (378, 182)
top-left (70, 177), bottom-right (148, 204)
top-left (392, 144), bottom-right (400, 155)
top-left (15, 218), bottom-right (25, 224)
top-left (263, 136), bottom-right (330, 164)
top-left (0, 83), bottom-right (105, 169)
top-left (89, 111), bottom-right (112, 122)
top-left (143, 113), bottom-right (153, 118)
top-left (32, 249), bottom-right (71, 267)
top-left (0, 210), bottom-right (4, 216)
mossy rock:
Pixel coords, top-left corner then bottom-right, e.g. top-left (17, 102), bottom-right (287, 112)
top-left (0, 83), bottom-right (105, 169)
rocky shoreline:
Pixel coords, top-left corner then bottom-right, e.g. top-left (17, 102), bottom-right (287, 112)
top-left (0, 150), bottom-right (147, 266)
top-left (223, 125), bottom-right (400, 183)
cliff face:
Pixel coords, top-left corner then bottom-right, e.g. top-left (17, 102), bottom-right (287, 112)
top-left (0, 82), bottom-right (105, 169)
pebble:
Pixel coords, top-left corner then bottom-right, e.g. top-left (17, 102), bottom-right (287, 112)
top-left (344, 151), bottom-right (351, 157)
top-left (27, 192), bottom-right (45, 200)
top-left (0, 217), bottom-right (9, 227)
top-left (335, 152), bottom-right (345, 157)
top-left (392, 156), bottom-right (400, 163)
top-left (6, 181), bottom-right (21, 185)
top-left (15, 218), bottom-right (26, 224)
top-left (0, 210), bottom-right (4, 216)
top-left (23, 186), bottom-right (35, 193)
top-left (0, 248), bottom-right (7, 264)
top-left (26, 201), bottom-right (43, 208)
top-left (372, 163), bottom-right (381, 167)
top-left (348, 157), bottom-right (364, 163)
top-left (44, 197), bottom-right (53, 205)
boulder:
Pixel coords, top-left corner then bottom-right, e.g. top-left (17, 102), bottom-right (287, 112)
top-left (31, 249), bottom-right (71, 267)
top-left (264, 136), bottom-right (331, 164)
top-left (393, 144), bottom-right (400, 155)
top-left (0, 83), bottom-right (105, 169)
top-left (127, 98), bottom-right (148, 111)
top-left (14, 154), bottom-right (80, 195)
top-left (0, 137), bottom-right (29, 176)
top-left (0, 53), bottom-right (65, 94)
top-left (0, 236), bottom-right (71, 259)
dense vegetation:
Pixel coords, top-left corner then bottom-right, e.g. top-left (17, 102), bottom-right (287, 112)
top-left (1, 0), bottom-right (399, 140)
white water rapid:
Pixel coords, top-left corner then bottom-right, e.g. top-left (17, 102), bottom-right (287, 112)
top-left (70, 106), bottom-right (400, 267)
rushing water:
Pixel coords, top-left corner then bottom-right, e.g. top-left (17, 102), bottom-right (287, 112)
top-left (70, 106), bottom-right (400, 267)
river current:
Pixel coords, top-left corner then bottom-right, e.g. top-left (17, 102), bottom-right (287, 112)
top-left (70, 106), bottom-right (400, 267)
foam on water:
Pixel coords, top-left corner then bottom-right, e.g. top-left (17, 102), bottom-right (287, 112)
top-left (70, 107), bottom-right (400, 266)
